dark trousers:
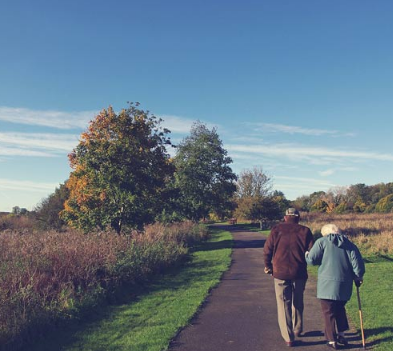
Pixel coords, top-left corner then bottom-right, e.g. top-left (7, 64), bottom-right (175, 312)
top-left (320, 299), bottom-right (349, 342)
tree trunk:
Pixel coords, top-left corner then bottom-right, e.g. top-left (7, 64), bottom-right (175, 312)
top-left (117, 204), bottom-right (125, 235)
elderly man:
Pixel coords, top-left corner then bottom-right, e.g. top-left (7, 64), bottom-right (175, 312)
top-left (264, 208), bottom-right (314, 347)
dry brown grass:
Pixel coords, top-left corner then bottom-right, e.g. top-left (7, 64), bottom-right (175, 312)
top-left (0, 221), bottom-right (208, 350)
top-left (0, 214), bottom-right (36, 232)
top-left (301, 212), bottom-right (393, 255)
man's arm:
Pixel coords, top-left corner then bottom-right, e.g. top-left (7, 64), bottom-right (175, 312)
top-left (306, 228), bottom-right (314, 251)
top-left (263, 229), bottom-right (275, 271)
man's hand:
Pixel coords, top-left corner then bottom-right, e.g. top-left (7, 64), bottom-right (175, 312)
top-left (264, 267), bottom-right (273, 275)
top-left (354, 279), bottom-right (363, 287)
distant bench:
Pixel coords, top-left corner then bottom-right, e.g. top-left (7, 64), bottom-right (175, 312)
top-left (228, 218), bottom-right (237, 225)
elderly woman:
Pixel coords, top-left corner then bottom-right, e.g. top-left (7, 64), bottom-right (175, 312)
top-left (306, 224), bottom-right (365, 350)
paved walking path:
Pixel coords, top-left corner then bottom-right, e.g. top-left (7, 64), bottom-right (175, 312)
top-left (169, 225), bottom-right (364, 351)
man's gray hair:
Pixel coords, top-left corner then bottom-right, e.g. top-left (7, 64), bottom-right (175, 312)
top-left (321, 223), bottom-right (341, 236)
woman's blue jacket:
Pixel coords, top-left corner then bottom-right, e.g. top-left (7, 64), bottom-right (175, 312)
top-left (306, 234), bottom-right (365, 301)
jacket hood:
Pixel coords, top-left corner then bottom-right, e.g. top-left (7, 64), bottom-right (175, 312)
top-left (327, 233), bottom-right (348, 248)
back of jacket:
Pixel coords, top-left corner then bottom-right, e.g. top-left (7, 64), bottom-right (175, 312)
top-left (264, 219), bottom-right (314, 280)
top-left (306, 234), bottom-right (365, 301)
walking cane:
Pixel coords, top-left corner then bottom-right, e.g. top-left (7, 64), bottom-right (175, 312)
top-left (356, 285), bottom-right (366, 349)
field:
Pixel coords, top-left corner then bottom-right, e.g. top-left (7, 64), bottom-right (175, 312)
top-left (0, 221), bottom-right (210, 351)
top-left (302, 212), bottom-right (393, 350)
top-left (18, 227), bottom-right (232, 351)
top-left (1, 212), bottom-right (392, 350)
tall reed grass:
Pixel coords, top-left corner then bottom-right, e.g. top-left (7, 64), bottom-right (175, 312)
top-left (301, 212), bottom-right (393, 255)
top-left (0, 222), bottom-right (208, 350)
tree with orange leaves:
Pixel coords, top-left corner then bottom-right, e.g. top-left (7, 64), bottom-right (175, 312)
top-left (61, 102), bottom-right (174, 233)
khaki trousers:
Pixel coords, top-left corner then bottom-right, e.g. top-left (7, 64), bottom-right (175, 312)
top-left (274, 278), bottom-right (307, 342)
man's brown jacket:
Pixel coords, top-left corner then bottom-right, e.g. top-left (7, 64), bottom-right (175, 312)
top-left (264, 217), bottom-right (314, 280)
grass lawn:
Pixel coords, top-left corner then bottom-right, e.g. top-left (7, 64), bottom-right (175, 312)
top-left (21, 226), bottom-right (232, 351)
top-left (307, 255), bottom-right (393, 351)
top-left (346, 255), bottom-right (393, 351)
top-left (255, 224), bottom-right (393, 350)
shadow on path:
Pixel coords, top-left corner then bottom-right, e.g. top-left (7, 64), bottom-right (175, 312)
top-left (170, 225), bottom-right (366, 351)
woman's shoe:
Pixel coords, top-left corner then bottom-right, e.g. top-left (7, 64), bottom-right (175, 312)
top-left (326, 341), bottom-right (338, 349)
top-left (337, 335), bottom-right (348, 346)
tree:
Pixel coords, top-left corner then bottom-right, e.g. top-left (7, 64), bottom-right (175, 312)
top-left (235, 167), bottom-right (272, 198)
top-left (291, 195), bottom-right (311, 212)
top-left (310, 199), bottom-right (328, 212)
top-left (61, 103), bottom-right (174, 233)
top-left (174, 121), bottom-right (237, 221)
top-left (34, 182), bottom-right (69, 230)
top-left (12, 206), bottom-right (21, 215)
top-left (375, 194), bottom-right (393, 213)
top-left (239, 196), bottom-right (282, 229)
top-left (234, 167), bottom-right (285, 225)
top-left (272, 190), bottom-right (290, 214)
top-left (322, 186), bottom-right (348, 213)
top-left (346, 183), bottom-right (371, 205)
top-left (333, 202), bottom-right (348, 214)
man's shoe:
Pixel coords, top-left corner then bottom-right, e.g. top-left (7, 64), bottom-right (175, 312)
top-left (337, 335), bottom-right (348, 346)
top-left (326, 342), bottom-right (339, 349)
top-left (285, 341), bottom-right (294, 347)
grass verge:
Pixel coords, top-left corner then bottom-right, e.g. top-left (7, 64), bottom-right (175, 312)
top-left (346, 255), bottom-right (393, 351)
top-left (21, 226), bottom-right (232, 351)
top-left (308, 255), bottom-right (393, 351)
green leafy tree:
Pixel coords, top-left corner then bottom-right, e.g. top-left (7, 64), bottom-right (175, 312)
top-left (11, 206), bottom-right (21, 215)
top-left (272, 190), bottom-right (290, 214)
top-left (250, 196), bottom-right (282, 229)
top-left (333, 202), bottom-right (348, 214)
top-left (353, 199), bottom-right (367, 213)
top-left (310, 199), bottom-right (328, 212)
top-left (291, 195), bottom-right (311, 212)
top-left (61, 103), bottom-right (174, 233)
top-left (375, 194), bottom-right (393, 213)
top-left (34, 182), bottom-right (69, 230)
top-left (234, 168), bottom-right (286, 226)
top-left (174, 122), bottom-right (237, 221)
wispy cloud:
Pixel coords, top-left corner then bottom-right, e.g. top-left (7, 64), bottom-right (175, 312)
top-left (0, 146), bottom-right (54, 157)
top-left (0, 106), bottom-right (213, 137)
top-left (318, 166), bottom-right (358, 177)
top-left (158, 115), bottom-right (195, 134)
top-left (275, 175), bottom-right (337, 188)
top-left (0, 132), bottom-right (78, 153)
top-left (249, 123), bottom-right (355, 137)
top-left (0, 178), bottom-right (59, 192)
top-left (226, 143), bottom-right (393, 162)
top-left (159, 114), bottom-right (220, 135)
top-left (319, 169), bottom-right (335, 176)
top-left (0, 106), bottom-right (96, 129)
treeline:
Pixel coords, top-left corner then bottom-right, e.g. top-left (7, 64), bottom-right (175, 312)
top-left (292, 183), bottom-right (393, 214)
top-left (5, 102), bottom-right (238, 233)
top-left (3, 102), bottom-right (393, 233)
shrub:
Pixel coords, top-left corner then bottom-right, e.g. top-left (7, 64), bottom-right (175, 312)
top-left (375, 194), bottom-right (393, 213)
top-left (0, 221), bottom-right (207, 350)
top-left (333, 202), bottom-right (347, 214)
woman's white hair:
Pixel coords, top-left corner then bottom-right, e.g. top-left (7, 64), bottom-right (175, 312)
top-left (321, 223), bottom-right (341, 236)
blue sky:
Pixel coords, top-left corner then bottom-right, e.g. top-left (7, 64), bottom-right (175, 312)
top-left (1, 1), bottom-right (393, 212)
